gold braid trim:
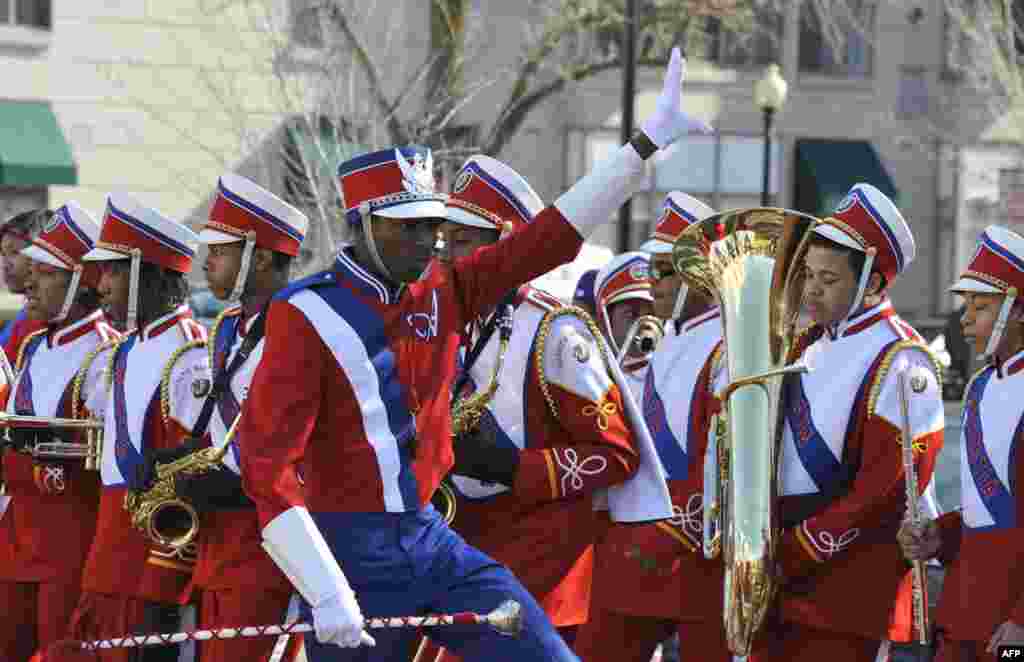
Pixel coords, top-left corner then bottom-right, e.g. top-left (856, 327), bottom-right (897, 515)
top-left (160, 340), bottom-right (207, 426)
top-left (14, 328), bottom-right (48, 373)
top-left (206, 306), bottom-right (240, 373)
top-left (961, 364), bottom-right (991, 410)
top-left (534, 305), bottom-right (612, 422)
top-left (866, 340), bottom-right (945, 417)
top-left (71, 338), bottom-right (120, 420)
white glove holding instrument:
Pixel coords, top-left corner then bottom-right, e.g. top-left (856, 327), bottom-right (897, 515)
top-left (261, 506), bottom-right (376, 648)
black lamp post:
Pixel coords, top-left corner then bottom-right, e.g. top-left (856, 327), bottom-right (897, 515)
top-left (617, 0), bottom-right (637, 253)
top-left (754, 63), bottom-right (788, 207)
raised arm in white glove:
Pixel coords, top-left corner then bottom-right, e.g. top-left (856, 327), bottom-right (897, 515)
top-left (261, 506), bottom-right (376, 648)
top-left (555, 46), bottom-right (712, 239)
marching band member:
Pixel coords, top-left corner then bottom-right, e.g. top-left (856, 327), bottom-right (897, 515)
top-left (1, 209), bottom-right (51, 359)
top-left (750, 184), bottom-right (944, 662)
top-left (237, 47), bottom-right (699, 662)
top-left (575, 193), bottom-right (732, 662)
top-left (900, 225), bottom-right (1024, 661)
top-left (0, 203), bottom-right (118, 660)
top-left (591, 250), bottom-right (655, 396)
top-left (69, 194), bottom-right (207, 662)
top-left (419, 155), bottom-right (650, 658)
top-left (139, 174), bottom-right (307, 661)
top-left (572, 269), bottom-right (599, 318)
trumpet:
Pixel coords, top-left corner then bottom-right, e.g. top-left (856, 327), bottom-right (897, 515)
top-left (125, 414), bottom-right (238, 550)
top-left (616, 314), bottom-right (665, 369)
top-left (0, 413), bottom-right (104, 471)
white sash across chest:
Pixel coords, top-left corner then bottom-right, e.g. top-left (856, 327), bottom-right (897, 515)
top-left (100, 327), bottom-right (190, 487)
top-left (8, 331), bottom-right (102, 419)
top-left (450, 301), bottom-right (545, 500)
top-left (960, 362), bottom-right (1024, 530)
top-left (644, 312), bottom-right (721, 466)
top-left (779, 321), bottom-right (897, 496)
top-left (210, 324), bottom-right (263, 475)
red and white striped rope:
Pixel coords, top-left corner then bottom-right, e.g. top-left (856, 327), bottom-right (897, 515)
top-left (77, 601), bottom-right (521, 650)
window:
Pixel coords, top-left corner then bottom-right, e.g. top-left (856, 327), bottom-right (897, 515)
top-left (799, 0), bottom-right (875, 77)
top-left (568, 128), bottom-right (782, 248)
top-left (702, 6), bottom-right (784, 68)
top-left (0, 0), bottom-right (50, 29)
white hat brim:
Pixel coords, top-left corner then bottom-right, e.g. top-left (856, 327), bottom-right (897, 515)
top-left (606, 291), bottom-right (654, 306)
top-left (81, 246), bottom-right (129, 262)
top-left (20, 245), bottom-right (69, 270)
top-left (813, 223), bottom-right (865, 252)
top-left (444, 206), bottom-right (499, 230)
top-left (199, 228), bottom-right (244, 245)
top-left (949, 276), bottom-right (1003, 294)
top-left (640, 239), bottom-right (672, 254)
top-left (373, 200), bottom-right (447, 220)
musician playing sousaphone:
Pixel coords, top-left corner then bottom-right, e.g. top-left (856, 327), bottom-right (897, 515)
top-left (748, 184), bottom-right (944, 662)
top-left (900, 225), bottom-right (1024, 661)
top-left (575, 192), bottom-right (734, 662)
top-left (132, 173), bottom-right (308, 662)
top-left (0, 202), bottom-right (120, 659)
top-left (412, 155), bottom-right (671, 661)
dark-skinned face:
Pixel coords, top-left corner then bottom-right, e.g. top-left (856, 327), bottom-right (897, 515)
top-left (438, 222), bottom-right (499, 261)
top-left (369, 215), bottom-right (445, 283)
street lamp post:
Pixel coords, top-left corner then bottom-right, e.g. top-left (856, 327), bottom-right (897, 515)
top-left (754, 63), bottom-right (788, 207)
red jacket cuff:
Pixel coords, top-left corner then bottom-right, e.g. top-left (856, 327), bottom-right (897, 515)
top-left (512, 448), bottom-right (559, 506)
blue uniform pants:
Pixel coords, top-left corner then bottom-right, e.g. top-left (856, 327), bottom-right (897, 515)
top-left (301, 505), bottom-right (578, 662)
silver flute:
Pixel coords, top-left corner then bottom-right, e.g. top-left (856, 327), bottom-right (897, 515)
top-left (897, 366), bottom-right (931, 646)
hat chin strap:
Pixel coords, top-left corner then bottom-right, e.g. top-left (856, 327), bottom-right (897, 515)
top-left (127, 249), bottom-right (141, 333)
top-left (53, 266), bottom-right (83, 324)
top-left (228, 233), bottom-right (256, 303)
top-left (359, 203), bottom-right (396, 283)
top-left (985, 287), bottom-right (1018, 360)
top-left (834, 247), bottom-right (876, 338)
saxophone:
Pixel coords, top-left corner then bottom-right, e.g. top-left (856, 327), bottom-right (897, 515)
top-left (673, 208), bottom-right (818, 655)
top-left (437, 303), bottom-right (515, 524)
top-left (125, 414), bottom-right (239, 550)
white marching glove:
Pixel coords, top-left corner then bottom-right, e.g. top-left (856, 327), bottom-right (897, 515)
top-left (312, 591), bottom-right (376, 648)
top-left (261, 506), bottom-right (376, 648)
top-left (639, 47), bottom-right (712, 148)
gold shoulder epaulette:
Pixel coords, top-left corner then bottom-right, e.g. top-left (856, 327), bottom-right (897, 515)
top-left (534, 305), bottom-right (611, 422)
top-left (160, 340), bottom-right (208, 426)
top-left (71, 338), bottom-right (121, 420)
top-left (14, 328), bottom-right (47, 373)
top-left (206, 306), bottom-right (241, 373)
top-left (867, 339), bottom-right (944, 416)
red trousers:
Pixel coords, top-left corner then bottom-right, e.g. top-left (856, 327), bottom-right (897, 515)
top-left (573, 610), bottom-right (732, 662)
top-left (67, 591), bottom-right (180, 662)
top-left (749, 621), bottom-right (880, 662)
top-left (0, 580), bottom-right (81, 661)
top-left (197, 587), bottom-right (300, 662)
top-left (934, 638), bottom-right (990, 662)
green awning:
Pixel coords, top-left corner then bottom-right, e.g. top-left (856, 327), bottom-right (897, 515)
top-left (794, 139), bottom-right (897, 217)
top-left (0, 102), bottom-right (77, 186)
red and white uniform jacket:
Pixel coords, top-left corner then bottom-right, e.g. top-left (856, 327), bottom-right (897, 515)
top-left (774, 299), bottom-right (944, 640)
top-left (449, 286), bottom-right (639, 626)
top-left (933, 350), bottom-right (1024, 643)
top-left (240, 210), bottom-right (585, 529)
top-left (593, 308), bottom-right (724, 621)
top-left (0, 311), bottom-right (117, 587)
top-left (170, 305), bottom-right (291, 597)
top-left (81, 305), bottom-right (206, 604)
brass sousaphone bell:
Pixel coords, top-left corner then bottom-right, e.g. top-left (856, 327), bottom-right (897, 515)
top-left (673, 208), bottom-right (818, 655)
